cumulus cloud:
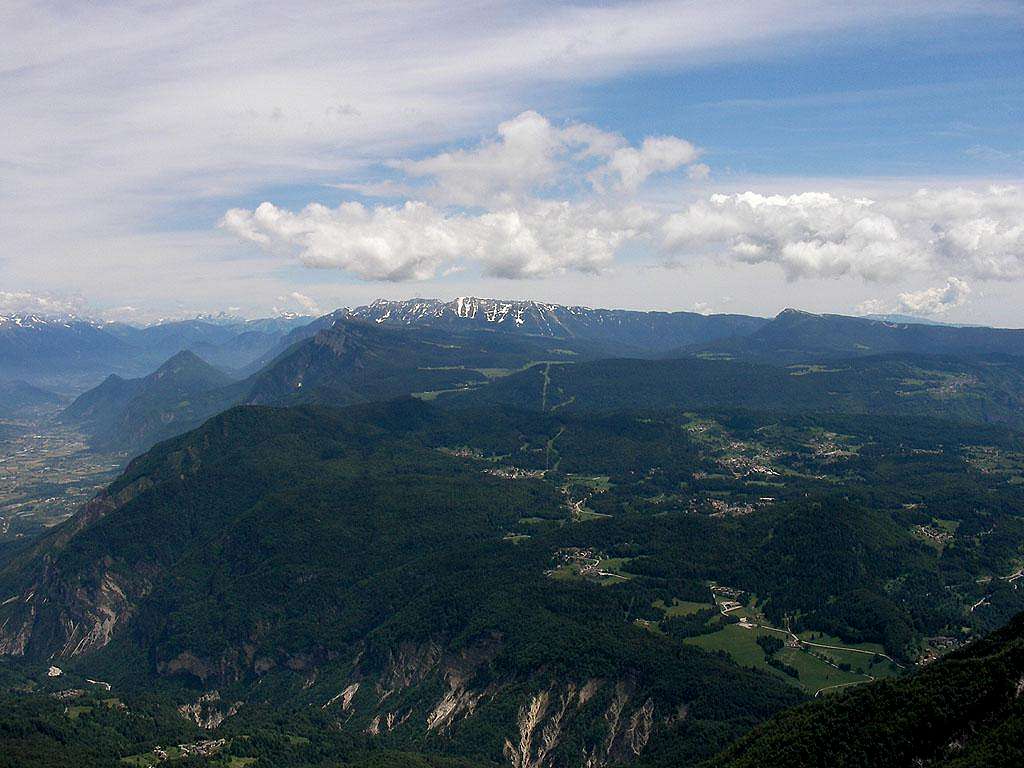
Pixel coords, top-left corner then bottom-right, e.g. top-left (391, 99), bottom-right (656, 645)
top-left (223, 199), bottom-right (653, 281)
top-left (594, 136), bottom-right (701, 192)
top-left (389, 111), bottom-right (580, 207)
top-left (896, 277), bottom-right (971, 315)
top-left (277, 291), bottom-right (321, 315)
top-left (387, 111), bottom-right (703, 205)
top-left (856, 277), bottom-right (971, 317)
top-left (226, 183), bottom-right (1024, 284)
top-left (886, 187), bottom-right (1024, 280)
top-left (661, 186), bottom-right (1024, 282)
top-left (222, 110), bottom-right (1024, 287)
top-left (223, 111), bottom-right (693, 280)
top-left (225, 201), bottom-right (465, 281)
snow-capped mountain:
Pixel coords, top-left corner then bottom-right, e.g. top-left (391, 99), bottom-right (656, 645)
top-left (348, 297), bottom-right (767, 353)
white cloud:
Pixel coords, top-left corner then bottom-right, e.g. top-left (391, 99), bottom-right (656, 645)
top-left (226, 173), bottom-right (1024, 285)
top-left (661, 187), bottom-right (1024, 282)
top-left (856, 277), bottom-right (971, 317)
top-left (594, 136), bottom-right (701, 192)
top-left (223, 111), bottom-right (689, 280)
top-left (279, 292), bottom-right (321, 315)
top-left (388, 111), bottom-right (702, 205)
top-left (223, 198), bottom-right (653, 281)
top-left (0, 291), bottom-right (88, 318)
top-left (687, 163), bottom-right (711, 181)
top-left (225, 201), bottom-right (464, 281)
top-left (896, 277), bottom-right (971, 315)
top-left (3, 1), bottom-right (1020, 314)
top-left (889, 187), bottom-right (1024, 280)
top-left (389, 111), bottom-right (588, 206)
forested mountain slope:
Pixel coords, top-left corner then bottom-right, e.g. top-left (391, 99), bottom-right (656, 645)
top-left (5, 395), bottom-right (1024, 766)
top-left (446, 353), bottom-right (1024, 430)
top-left (0, 401), bottom-right (804, 767)
top-left (61, 319), bottom-right (608, 456)
top-left (708, 611), bottom-right (1024, 768)
top-left (60, 351), bottom-right (239, 454)
top-left (686, 308), bottom-right (1024, 362)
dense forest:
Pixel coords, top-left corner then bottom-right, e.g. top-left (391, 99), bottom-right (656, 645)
top-left (3, 386), bottom-right (1024, 765)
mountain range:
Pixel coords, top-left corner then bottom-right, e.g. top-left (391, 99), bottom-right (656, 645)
top-left (691, 308), bottom-right (1024, 362)
top-left (9, 298), bottom-right (1024, 395)
top-left (58, 300), bottom-right (1024, 459)
top-left (3, 296), bottom-right (1024, 767)
top-left (0, 314), bottom-right (312, 392)
top-left (349, 297), bottom-right (766, 354)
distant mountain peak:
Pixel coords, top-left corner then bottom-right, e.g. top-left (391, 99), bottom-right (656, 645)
top-left (152, 349), bottom-right (219, 374)
top-left (163, 348), bottom-right (206, 363)
top-left (776, 308), bottom-right (818, 319)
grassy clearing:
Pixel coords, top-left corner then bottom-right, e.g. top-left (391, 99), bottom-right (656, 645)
top-left (122, 747), bottom-right (182, 766)
top-left (686, 624), bottom-right (769, 669)
top-left (796, 631), bottom-right (902, 678)
top-left (575, 507), bottom-right (612, 521)
top-left (788, 365), bottom-right (845, 375)
top-left (655, 598), bottom-right (713, 617)
top-left (548, 565), bottom-right (580, 581)
top-left (473, 367), bottom-right (515, 379)
top-left (121, 755), bottom-right (159, 767)
top-left (549, 556), bottom-right (632, 586)
top-left (412, 387), bottom-right (468, 401)
top-left (775, 646), bottom-right (870, 693)
top-left (566, 474), bottom-right (613, 491)
top-left (686, 623), bottom-right (877, 695)
top-left (797, 630), bottom-right (886, 655)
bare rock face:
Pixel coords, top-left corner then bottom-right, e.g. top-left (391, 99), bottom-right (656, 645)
top-left (339, 635), bottom-right (664, 768)
top-left (0, 489), bottom-right (152, 660)
top-left (375, 640), bottom-right (443, 703)
top-left (177, 691), bottom-right (241, 730)
top-left (308, 632), bottom-right (667, 768)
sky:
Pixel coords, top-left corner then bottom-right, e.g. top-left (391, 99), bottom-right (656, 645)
top-left (2, 0), bottom-right (1023, 325)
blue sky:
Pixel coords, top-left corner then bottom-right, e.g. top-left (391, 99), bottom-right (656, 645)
top-left (2, 1), bottom-right (1023, 324)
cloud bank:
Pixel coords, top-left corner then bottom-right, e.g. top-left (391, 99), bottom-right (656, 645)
top-left (662, 187), bottom-right (1024, 282)
top-left (225, 112), bottom-right (1024, 287)
top-left (225, 198), bottom-right (653, 281)
top-left (222, 112), bottom-right (676, 280)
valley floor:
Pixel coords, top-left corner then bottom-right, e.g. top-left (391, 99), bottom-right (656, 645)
top-left (0, 406), bottom-right (122, 542)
